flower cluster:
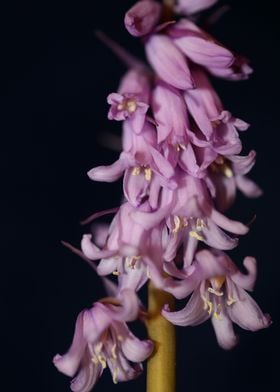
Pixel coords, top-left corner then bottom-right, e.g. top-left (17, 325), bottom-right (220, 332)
top-left (54, 1), bottom-right (271, 390)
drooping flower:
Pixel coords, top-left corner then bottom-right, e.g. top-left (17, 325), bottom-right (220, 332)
top-left (162, 250), bottom-right (271, 349)
top-left (131, 171), bottom-right (249, 269)
top-left (53, 289), bottom-right (153, 391)
top-left (207, 152), bottom-right (262, 211)
top-left (87, 121), bottom-right (177, 207)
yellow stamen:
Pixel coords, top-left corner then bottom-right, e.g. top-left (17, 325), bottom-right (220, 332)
top-left (111, 344), bottom-right (117, 360)
top-left (224, 165), bottom-right (233, 178)
top-left (97, 355), bottom-right (107, 369)
top-left (213, 304), bottom-right (222, 320)
top-left (208, 287), bottom-right (224, 297)
top-left (132, 166), bottom-right (141, 176)
top-left (91, 355), bottom-right (98, 365)
top-left (112, 368), bottom-right (119, 384)
top-left (172, 215), bottom-right (181, 233)
top-left (226, 296), bottom-right (236, 306)
top-left (144, 167), bottom-right (152, 181)
top-left (189, 230), bottom-right (204, 241)
top-left (207, 300), bottom-right (213, 315)
top-left (112, 271), bottom-right (120, 276)
top-left (126, 99), bottom-right (137, 113)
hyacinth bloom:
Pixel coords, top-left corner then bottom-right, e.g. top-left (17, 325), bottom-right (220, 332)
top-left (162, 250), bottom-right (271, 349)
top-left (54, 1), bottom-right (270, 391)
top-left (53, 290), bottom-right (154, 391)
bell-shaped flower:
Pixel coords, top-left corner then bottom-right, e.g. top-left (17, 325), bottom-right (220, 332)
top-left (88, 121), bottom-right (176, 207)
top-left (107, 68), bottom-right (151, 134)
top-left (131, 171), bottom-right (249, 270)
top-left (162, 250), bottom-right (271, 349)
top-left (185, 67), bottom-right (249, 152)
top-left (207, 151), bottom-right (262, 211)
top-left (124, 0), bottom-right (162, 37)
top-left (53, 290), bottom-right (154, 391)
top-left (81, 202), bottom-right (170, 291)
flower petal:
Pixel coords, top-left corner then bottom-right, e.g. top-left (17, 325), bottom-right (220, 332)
top-left (174, 36), bottom-right (234, 69)
top-left (231, 256), bottom-right (257, 291)
top-left (227, 286), bottom-right (272, 331)
top-left (162, 288), bottom-right (210, 326)
top-left (53, 311), bottom-right (87, 377)
top-left (81, 234), bottom-right (116, 260)
top-left (211, 311), bottom-right (238, 350)
top-left (70, 353), bottom-right (102, 392)
top-left (235, 175), bottom-right (263, 198)
top-left (87, 157), bottom-right (129, 182)
top-left (145, 35), bottom-right (194, 90)
top-left (210, 208), bottom-right (249, 235)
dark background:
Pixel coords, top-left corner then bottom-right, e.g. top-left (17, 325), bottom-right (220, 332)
top-left (1, 0), bottom-right (279, 391)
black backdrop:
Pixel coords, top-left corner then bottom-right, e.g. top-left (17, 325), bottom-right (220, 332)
top-left (2, 0), bottom-right (280, 391)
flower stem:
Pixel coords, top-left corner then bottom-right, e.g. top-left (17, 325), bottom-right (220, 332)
top-left (146, 282), bottom-right (176, 392)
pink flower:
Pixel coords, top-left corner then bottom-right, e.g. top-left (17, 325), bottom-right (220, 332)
top-left (107, 69), bottom-right (151, 134)
top-left (162, 250), bottom-right (271, 349)
top-left (131, 171), bottom-right (249, 268)
top-left (207, 152), bottom-right (262, 211)
top-left (53, 290), bottom-right (153, 391)
top-left (87, 121), bottom-right (176, 207)
top-left (152, 80), bottom-right (190, 145)
top-left (125, 0), bottom-right (162, 37)
top-left (145, 34), bottom-right (195, 90)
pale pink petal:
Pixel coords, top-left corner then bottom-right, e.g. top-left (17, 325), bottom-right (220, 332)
top-left (53, 311), bottom-right (87, 377)
top-left (87, 157), bottom-right (129, 182)
top-left (235, 175), bottom-right (263, 198)
top-left (203, 220), bottom-right (239, 250)
top-left (228, 150), bottom-right (256, 175)
top-left (145, 35), bottom-right (194, 90)
top-left (162, 288), bottom-right (210, 326)
top-left (152, 81), bottom-right (189, 144)
top-left (81, 234), bottom-right (116, 260)
top-left (97, 257), bottom-right (119, 276)
top-left (123, 169), bottom-right (149, 207)
top-left (210, 208), bottom-right (249, 235)
top-left (131, 203), bottom-right (172, 230)
top-left (119, 324), bottom-right (154, 362)
top-left (174, 36), bottom-right (234, 69)
top-left (70, 354), bottom-right (102, 392)
top-left (227, 287), bottom-right (272, 331)
top-left (211, 312), bottom-right (238, 349)
top-left (231, 256), bottom-right (257, 291)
